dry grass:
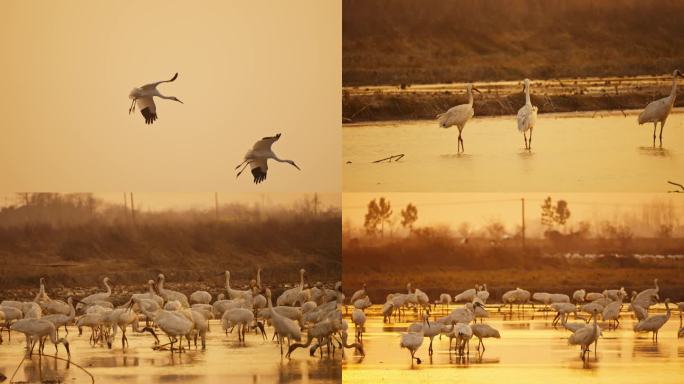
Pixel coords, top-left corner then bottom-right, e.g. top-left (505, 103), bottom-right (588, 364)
top-left (343, 0), bottom-right (684, 86)
top-left (343, 235), bottom-right (684, 302)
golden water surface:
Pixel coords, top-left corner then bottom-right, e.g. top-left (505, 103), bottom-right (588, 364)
top-left (343, 111), bottom-right (684, 192)
top-left (342, 304), bottom-right (683, 384)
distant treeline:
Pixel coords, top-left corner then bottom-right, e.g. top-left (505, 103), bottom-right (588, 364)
top-left (0, 194), bottom-right (341, 289)
top-left (343, 0), bottom-right (684, 85)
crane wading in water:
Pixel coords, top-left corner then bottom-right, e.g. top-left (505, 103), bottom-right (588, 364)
top-left (638, 69), bottom-right (684, 147)
top-left (437, 83), bottom-right (482, 153)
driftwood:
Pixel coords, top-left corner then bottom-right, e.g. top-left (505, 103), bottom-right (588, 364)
top-left (667, 180), bottom-right (684, 193)
top-left (373, 154), bottom-right (404, 163)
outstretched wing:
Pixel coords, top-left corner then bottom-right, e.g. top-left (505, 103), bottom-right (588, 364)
top-left (136, 97), bottom-right (157, 124)
top-left (252, 133), bottom-right (281, 152)
top-left (141, 73), bottom-right (179, 90)
top-left (250, 158), bottom-right (268, 184)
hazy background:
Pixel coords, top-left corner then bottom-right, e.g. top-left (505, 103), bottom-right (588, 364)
top-left (0, 192), bottom-right (340, 291)
top-left (343, 193), bottom-right (684, 301)
top-left (0, 0), bottom-right (341, 191)
top-left (343, 0), bottom-right (684, 85)
top-left (343, 193), bottom-right (683, 238)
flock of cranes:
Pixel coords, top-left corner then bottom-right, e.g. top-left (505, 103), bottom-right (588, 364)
top-left (346, 278), bottom-right (683, 365)
top-left (128, 73), bottom-right (300, 184)
top-left (438, 70), bottom-right (683, 151)
top-left (0, 268), bottom-right (359, 361)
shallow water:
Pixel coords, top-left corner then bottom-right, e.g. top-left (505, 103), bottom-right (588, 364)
top-left (342, 304), bottom-right (683, 384)
top-left (342, 111), bottom-right (684, 192)
top-left (0, 320), bottom-right (339, 383)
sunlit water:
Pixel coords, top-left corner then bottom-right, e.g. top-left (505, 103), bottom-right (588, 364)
top-left (343, 111), bottom-right (684, 192)
top-left (0, 320), bottom-right (339, 384)
top-left (342, 304), bottom-right (683, 384)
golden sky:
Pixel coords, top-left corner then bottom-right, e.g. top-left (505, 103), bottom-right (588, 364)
top-left (0, 0), bottom-right (340, 192)
top-left (343, 193), bottom-right (684, 236)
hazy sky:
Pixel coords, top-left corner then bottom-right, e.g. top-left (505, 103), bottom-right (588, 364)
top-left (0, 1), bottom-right (340, 192)
top-left (343, 193), bottom-right (684, 236)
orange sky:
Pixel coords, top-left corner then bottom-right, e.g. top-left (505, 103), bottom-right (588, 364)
top-left (343, 193), bottom-right (684, 236)
top-left (0, 1), bottom-right (340, 192)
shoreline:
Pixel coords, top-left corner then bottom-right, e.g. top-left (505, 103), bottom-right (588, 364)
top-left (342, 77), bottom-right (684, 123)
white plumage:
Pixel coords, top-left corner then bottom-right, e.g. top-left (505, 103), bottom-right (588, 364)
top-left (517, 78), bottom-right (538, 150)
top-left (128, 73), bottom-right (183, 124)
top-left (638, 70), bottom-right (683, 146)
top-left (437, 83), bottom-right (481, 153)
top-left (236, 133), bottom-right (300, 184)
top-left (633, 299), bottom-right (671, 341)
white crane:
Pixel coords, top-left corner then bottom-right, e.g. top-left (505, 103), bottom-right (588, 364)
top-left (517, 78), bottom-right (538, 150)
top-left (407, 314), bottom-right (444, 355)
top-left (286, 318), bottom-right (340, 358)
top-left (634, 278), bottom-right (660, 309)
top-left (130, 280), bottom-right (164, 307)
top-left (351, 308), bottom-right (366, 342)
top-left (400, 325), bottom-right (425, 365)
top-left (223, 271), bottom-right (252, 300)
top-left (277, 268), bottom-right (308, 306)
top-left (76, 312), bottom-right (104, 345)
top-left (128, 73), bottom-right (183, 124)
top-left (572, 289), bottom-right (586, 304)
top-left (633, 299), bottom-right (671, 341)
top-left (190, 290), bottom-right (212, 305)
top-left (349, 283), bottom-right (368, 304)
top-left (437, 83), bottom-right (482, 153)
top-left (568, 308), bottom-right (601, 361)
top-left (11, 318), bottom-right (70, 357)
top-left (470, 323), bottom-right (501, 353)
top-left (602, 297), bottom-right (623, 329)
top-left (265, 288), bottom-right (301, 354)
top-left (77, 277), bottom-right (112, 312)
top-left (156, 273), bottom-right (190, 308)
top-left (135, 297), bottom-right (194, 353)
top-left (41, 296), bottom-right (76, 337)
top-left (638, 70), bottom-right (684, 146)
top-left (434, 293), bottom-right (452, 312)
top-left (476, 284), bottom-right (490, 303)
top-left (236, 133), bottom-right (301, 184)
top-left (222, 307), bottom-right (254, 343)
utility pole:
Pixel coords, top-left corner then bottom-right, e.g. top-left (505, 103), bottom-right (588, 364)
top-left (123, 192), bottom-right (128, 212)
top-left (521, 198), bottom-right (526, 248)
top-left (313, 193), bottom-right (319, 215)
top-left (130, 192), bottom-right (136, 223)
top-left (215, 192), bottom-right (219, 220)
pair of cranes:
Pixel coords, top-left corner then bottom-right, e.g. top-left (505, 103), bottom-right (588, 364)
top-left (128, 74), bottom-right (300, 184)
top-left (439, 70), bottom-right (684, 152)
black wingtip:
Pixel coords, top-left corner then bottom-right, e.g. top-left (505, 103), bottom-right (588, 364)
top-left (170, 72), bottom-right (178, 81)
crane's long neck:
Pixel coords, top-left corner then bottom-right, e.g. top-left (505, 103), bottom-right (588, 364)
top-left (671, 76), bottom-right (679, 99)
top-left (525, 84), bottom-right (531, 105)
top-left (104, 279), bottom-right (111, 295)
top-left (225, 272), bottom-right (231, 291)
top-left (67, 299), bottom-right (75, 321)
top-left (299, 271), bottom-right (304, 289)
top-left (158, 277), bottom-right (165, 292)
top-left (257, 269), bottom-right (262, 288)
top-left (468, 89), bottom-right (474, 105)
top-left (148, 282), bottom-right (155, 295)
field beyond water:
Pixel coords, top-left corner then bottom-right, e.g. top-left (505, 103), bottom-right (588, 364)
top-left (343, 0), bottom-right (684, 86)
top-left (342, 237), bottom-right (684, 303)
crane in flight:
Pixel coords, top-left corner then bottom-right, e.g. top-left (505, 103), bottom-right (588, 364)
top-left (236, 133), bottom-right (300, 184)
top-left (129, 73), bottom-right (183, 124)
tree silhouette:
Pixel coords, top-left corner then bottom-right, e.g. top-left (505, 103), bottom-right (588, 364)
top-left (400, 203), bottom-right (418, 232)
top-left (541, 196), bottom-right (571, 230)
top-left (364, 197), bottom-right (393, 237)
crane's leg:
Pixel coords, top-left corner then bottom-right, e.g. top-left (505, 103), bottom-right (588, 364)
top-left (659, 121), bottom-right (665, 147)
top-left (129, 98), bottom-right (137, 114)
top-left (653, 122), bottom-right (657, 147)
top-left (523, 132), bottom-right (528, 149)
top-left (236, 161), bottom-right (253, 178)
top-left (528, 128), bottom-right (533, 150)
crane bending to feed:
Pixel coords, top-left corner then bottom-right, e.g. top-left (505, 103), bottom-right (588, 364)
top-left (437, 83), bottom-right (482, 153)
top-left (128, 73), bottom-right (183, 124)
top-left (638, 69), bottom-right (684, 147)
top-left (236, 133), bottom-right (300, 184)
top-left (517, 78), bottom-right (538, 150)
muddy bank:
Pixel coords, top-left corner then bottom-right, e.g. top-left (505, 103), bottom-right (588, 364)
top-left (343, 89), bottom-right (684, 123)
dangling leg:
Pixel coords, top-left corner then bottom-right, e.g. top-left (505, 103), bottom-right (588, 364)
top-left (236, 161), bottom-right (252, 178)
top-left (129, 98), bottom-right (137, 114)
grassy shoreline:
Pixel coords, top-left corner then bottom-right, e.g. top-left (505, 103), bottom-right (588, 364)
top-left (343, 88), bottom-right (684, 123)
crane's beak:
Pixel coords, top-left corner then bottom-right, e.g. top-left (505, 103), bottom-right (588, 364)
top-left (175, 98), bottom-right (183, 104)
top-left (292, 162), bottom-right (301, 171)
top-left (472, 87), bottom-right (482, 94)
top-left (677, 70), bottom-right (684, 78)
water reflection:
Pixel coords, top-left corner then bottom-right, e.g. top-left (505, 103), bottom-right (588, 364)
top-left (0, 321), bottom-right (340, 384)
top-left (343, 113), bottom-right (684, 191)
top-left (343, 304), bottom-right (682, 384)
